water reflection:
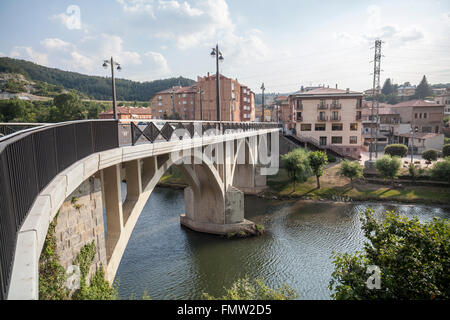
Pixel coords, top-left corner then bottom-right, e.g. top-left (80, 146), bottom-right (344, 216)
top-left (114, 188), bottom-right (450, 300)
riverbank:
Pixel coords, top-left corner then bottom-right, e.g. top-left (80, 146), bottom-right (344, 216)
top-left (265, 163), bottom-right (450, 205)
top-left (157, 164), bottom-right (450, 205)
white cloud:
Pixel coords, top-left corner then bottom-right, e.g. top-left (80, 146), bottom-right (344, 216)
top-left (10, 46), bottom-right (48, 65)
top-left (144, 51), bottom-right (170, 74)
top-left (41, 38), bottom-right (72, 50)
top-left (51, 5), bottom-right (87, 31)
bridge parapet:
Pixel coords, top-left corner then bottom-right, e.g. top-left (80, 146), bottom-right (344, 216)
top-left (0, 119), bottom-right (281, 300)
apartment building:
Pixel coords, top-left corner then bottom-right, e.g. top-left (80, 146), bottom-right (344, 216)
top-left (435, 88), bottom-right (450, 116)
top-left (150, 85), bottom-right (197, 120)
top-left (397, 85), bottom-right (416, 99)
top-left (99, 106), bottom-right (152, 120)
top-left (195, 73), bottom-right (255, 122)
top-left (288, 87), bottom-right (363, 159)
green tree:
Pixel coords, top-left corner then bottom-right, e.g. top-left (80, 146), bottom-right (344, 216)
top-left (308, 151), bottom-right (328, 189)
top-left (384, 144), bottom-right (408, 158)
top-left (381, 78), bottom-right (394, 95)
top-left (329, 208), bottom-right (450, 300)
top-left (408, 163), bottom-right (419, 182)
top-left (442, 144), bottom-right (450, 158)
top-left (421, 149), bottom-right (438, 164)
top-left (415, 75), bottom-right (433, 99)
top-left (53, 93), bottom-right (84, 122)
top-left (202, 277), bottom-right (298, 300)
top-left (338, 160), bottom-right (363, 189)
top-left (431, 157), bottom-right (450, 182)
top-left (375, 155), bottom-right (401, 187)
top-left (281, 148), bottom-right (310, 192)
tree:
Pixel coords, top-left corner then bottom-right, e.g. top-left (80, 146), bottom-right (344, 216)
top-left (422, 149), bottom-right (438, 165)
top-left (384, 144), bottom-right (408, 158)
top-left (202, 276), bottom-right (298, 300)
top-left (53, 93), bottom-right (84, 122)
top-left (431, 157), bottom-right (450, 182)
top-left (381, 78), bottom-right (394, 95)
top-left (281, 148), bottom-right (310, 192)
top-left (408, 163), bottom-right (419, 182)
top-left (375, 155), bottom-right (401, 187)
top-left (338, 160), bottom-right (363, 189)
top-left (415, 75), bottom-right (433, 99)
top-left (308, 151), bottom-right (328, 189)
top-left (329, 208), bottom-right (450, 300)
top-left (442, 144), bottom-right (450, 158)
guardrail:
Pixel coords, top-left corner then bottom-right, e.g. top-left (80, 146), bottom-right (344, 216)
top-left (0, 119), bottom-right (281, 299)
top-left (0, 120), bottom-right (118, 300)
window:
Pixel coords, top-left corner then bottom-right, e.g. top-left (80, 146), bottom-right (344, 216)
top-left (332, 136), bottom-right (342, 144)
top-left (318, 111), bottom-right (326, 120)
top-left (422, 127), bottom-right (431, 133)
top-left (297, 112), bottom-right (302, 120)
top-left (350, 123), bottom-right (358, 131)
top-left (349, 136), bottom-right (357, 144)
top-left (315, 124), bottom-right (326, 131)
top-left (183, 94), bottom-right (186, 98)
top-left (332, 123), bottom-right (343, 131)
top-left (183, 101), bottom-right (187, 104)
top-left (423, 113), bottom-right (427, 118)
top-left (301, 124), bottom-right (311, 131)
top-left (415, 113), bottom-right (418, 119)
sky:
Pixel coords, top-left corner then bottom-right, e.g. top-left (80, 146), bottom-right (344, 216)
top-left (0, 0), bottom-right (449, 94)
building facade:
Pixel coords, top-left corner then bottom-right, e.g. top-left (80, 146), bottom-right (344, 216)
top-left (435, 88), bottom-right (450, 116)
top-left (288, 87), bottom-right (363, 159)
top-left (99, 106), bottom-right (152, 120)
top-left (150, 86), bottom-right (197, 120)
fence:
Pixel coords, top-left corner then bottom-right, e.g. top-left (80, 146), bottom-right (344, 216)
top-left (0, 120), bottom-right (118, 300)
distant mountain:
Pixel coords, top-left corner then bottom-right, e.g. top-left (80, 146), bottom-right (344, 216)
top-left (0, 57), bottom-right (196, 101)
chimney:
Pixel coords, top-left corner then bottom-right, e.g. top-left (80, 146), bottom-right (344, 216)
top-left (301, 85), bottom-right (304, 92)
top-left (207, 72), bottom-right (210, 78)
top-left (346, 88), bottom-right (350, 93)
top-left (335, 84), bottom-right (338, 89)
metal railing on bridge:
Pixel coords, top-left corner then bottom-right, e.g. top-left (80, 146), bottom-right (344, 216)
top-left (0, 123), bottom-right (51, 138)
top-left (0, 119), bottom-right (281, 299)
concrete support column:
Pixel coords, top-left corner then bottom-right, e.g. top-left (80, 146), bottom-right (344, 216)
top-left (123, 159), bottom-right (142, 224)
top-left (232, 164), bottom-right (266, 195)
top-left (102, 164), bottom-right (124, 262)
top-left (141, 156), bottom-right (157, 188)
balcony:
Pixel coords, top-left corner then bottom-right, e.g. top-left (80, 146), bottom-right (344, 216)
top-left (317, 103), bottom-right (328, 110)
top-left (317, 115), bottom-right (328, 121)
top-left (356, 115), bottom-right (362, 121)
top-left (330, 115), bottom-right (341, 121)
top-left (296, 104), bottom-right (303, 110)
top-left (330, 103), bottom-right (341, 110)
top-left (296, 116), bottom-right (303, 122)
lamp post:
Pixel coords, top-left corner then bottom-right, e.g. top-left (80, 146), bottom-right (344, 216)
top-left (410, 121), bottom-right (417, 163)
top-left (170, 87), bottom-right (176, 118)
top-left (261, 83), bottom-right (265, 122)
top-left (210, 44), bottom-right (224, 122)
top-left (103, 57), bottom-right (121, 120)
top-left (230, 97), bottom-right (235, 122)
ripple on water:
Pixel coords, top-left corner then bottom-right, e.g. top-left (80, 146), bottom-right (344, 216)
top-left (115, 190), bottom-right (450, 300)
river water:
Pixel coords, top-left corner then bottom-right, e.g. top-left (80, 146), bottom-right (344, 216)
top-left (114, 187), bottom-right (450, 300)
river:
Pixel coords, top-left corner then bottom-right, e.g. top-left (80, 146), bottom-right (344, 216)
top-left (114, 187), bottom-right (450, 300)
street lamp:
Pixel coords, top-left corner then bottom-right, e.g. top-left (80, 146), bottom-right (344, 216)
top-left (210, 44), bottom-right (224, 122)
top-left (230, 97), bottom-right (235, 122)
top-left (103, 57), bottom-right (121, 120)
top-left (410, 122), bottom-right (418, 163)
top-left (261, 83), bottom-right (265, 122)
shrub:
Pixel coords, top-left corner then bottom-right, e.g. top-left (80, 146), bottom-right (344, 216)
top-left (384, 144), bottom-right (408, 158)
top-left (443, 144), bottom-right (450, 158)
top-left (329, 208), bottom-right (450, 300)
top-left (431, 157), bottom-right (450, 182)
top-left (422, 149), bottom-right (438, 162)
top-left (375, 155), bottom-right (401, 187)
top-left (327, 154), bottom-right (337, 163)
top-left (202, 276), bottom-right (298, 300)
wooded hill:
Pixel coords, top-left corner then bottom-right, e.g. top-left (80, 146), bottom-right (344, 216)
top-left (0, 57), bottom-right (196, 101)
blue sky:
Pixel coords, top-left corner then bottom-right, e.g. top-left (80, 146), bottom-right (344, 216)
top-left (1, 0), bottom-right (449, 94)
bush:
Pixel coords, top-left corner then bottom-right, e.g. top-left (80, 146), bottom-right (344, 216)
top-left (329, 208), bottom-right (450, 300)
top-left (375, 155), bottom-right (401, 187)
top-left (202, 276), bottom-right (298, 300)
top-left (384, 144), bottom-right (408, 158)
top-left (422, 149), bottom-right (438, 162)
top-left (443, 144), bottom-right (450, 158)
top-left (431, 157), bottom-right (450, 182)
top-left (327, 154), bottom-right (337, 163)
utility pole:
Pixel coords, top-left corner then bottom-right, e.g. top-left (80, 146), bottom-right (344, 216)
top-left (369, 39), bottom-right (382, 161)
top-left (261, 83), bottom-right (265, 122)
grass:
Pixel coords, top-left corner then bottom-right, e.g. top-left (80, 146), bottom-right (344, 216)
top-left (266, 163), bottom-right (450, 204)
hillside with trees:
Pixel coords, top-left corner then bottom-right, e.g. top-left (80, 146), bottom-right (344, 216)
top-left (0, 57), bottom-right (196, 101)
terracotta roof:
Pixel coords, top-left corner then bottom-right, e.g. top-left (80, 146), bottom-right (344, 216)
top-left (392, 99), bottom-right (442, 108)
top-left (156, 85), bottom-right (196, 95)
top-left (100, 107), bottom-right (152, 115)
